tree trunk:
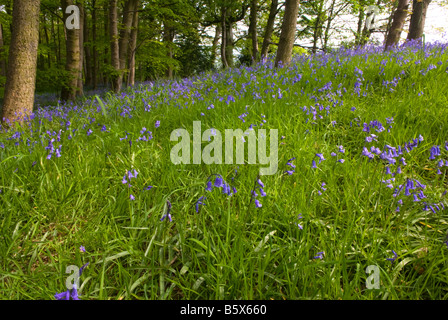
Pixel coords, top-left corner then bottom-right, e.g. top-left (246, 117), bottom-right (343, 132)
top-left (275, 0), bottom-right (299, 67)
top-left (163, 22), bottom-right (175, 79)
top-left (248, 0), bottom-right (258, 63)
top-left (221, 7), bottom-right (229, 69)
top-left (407, 0), bottom-right (431, 41)
top-left (61, 0), bottom-right (82, 101)
top-left (384, 0), bottom-right (410, 50)
top-left (109, 0), bottom-right (121, 93)
top-left (225, 21), bottom-right (234, 68)
top-left (0, 24), bottom-right (6, 77)
top-left (355, 5), bottom-right (365, 45)
top-left (323, 0), bottom-right (336, 51)
top-left (119, 0), bottom-right (137, 85)
top-left (77, 3), bottom-right (84, 96)
top-left (127, 3), bottom-right (139, 87)
top-left (312, 1), bottom-right (324, 54)
top-left (1, 0), bottom-right (40, 125)
top-left (84, 5), bottom-right (92, 87)
top-left (92, 0), bottom-right (98, 89)
top-left (211, 24), bottom-right (221, 67)
top-left (261, 0), bottom-right (278, 59)
top-left (103, 4), bottom-right (109, 86)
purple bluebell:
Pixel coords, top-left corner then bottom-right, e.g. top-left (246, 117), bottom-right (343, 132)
top-left (297, 214), bottom-right (303, 229)
top-left (195, 196), bottom-right (206, 213)
top-left (161, 200), bottom-right (172, 222)
top-left (316, 153), bottom-right (325, 163)
top-left (313, 252), bottom-right (324, 259)
top-left (429, 145), bottom-right (441, 160)
top-left (386, 250), bottom-right (398, 263)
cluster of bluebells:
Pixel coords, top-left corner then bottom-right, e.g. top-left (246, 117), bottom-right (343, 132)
top-left (317, 182), bottom-right (327, 196)
top-left (195, 174), bottom-right (237, 213)
top-left (137, 127), bottom-right (153, 142)
top-left (392, 178), bottom-right (427, 212)
top-left (55, 248), bottom-right (88, 300)
top-left (122, 169), bottom-right (138, 200)
top-left (362, 135), bottom-right (424, 163)
top-left (363, 120), bottom-right (385, 134)
top-left (45, 138), bottom-right (62, 160)
top-left (429, 145), bottom-right (448, 175)
top-left (330, 145), bottom-right (345, 163)
top-left (423, 201), bottom-right (446, 214)
top-left (284, 157), bottom-right (296, 175)
top-left (205, 174), bottom-right (236, 196)
top-left (251, 178), bottom-right (266, 208)
top-left (311, 153), bottom-right (325, 169)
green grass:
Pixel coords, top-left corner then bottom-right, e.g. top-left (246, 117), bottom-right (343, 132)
top-left (1, 42), bottom-right (448, 300)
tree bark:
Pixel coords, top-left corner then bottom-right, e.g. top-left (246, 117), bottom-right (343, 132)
top-left (323, 0), bottom-right (336, 51)
top-left (261, 0), bottom-right (279, 59)
top-left (384, 0), bottom-right (410, 50)
top-left (248, 0), bottom-right (259, 62)
top-left (109, 0), bottom-right (121, 93)
top-left (211, 24), bottom-right (221, 67)
top-left (84, 4), bottom-right (93, 87)
top-left (275, 0), bottom-right (299, 67)
top-left (407, 0), bottom-right (431, 42)
top-left (61, 0), bottom-right (82, 101)
top-left (312, 0), bottom-right (324, 54)
top-left (77, 3), bottom-right (84, 96)
top-left (163, 22), bottom-right (175, 79)
top-left (355, 5), bottom-right (365, 45)
top-left (127, 3), bottom-right (139, 87)
top-left (0, 24), bottom-right (6, 77)
top-left (225, 21), bottom-right (234, 68)
top-left (92, 0), bottom-right (98, 89)
top-left (1, 0), bottom-right (40, 125)
top-left (119, 0), bottom-right (137, 85)
top-left (221, 7), bottom-right (229, 69)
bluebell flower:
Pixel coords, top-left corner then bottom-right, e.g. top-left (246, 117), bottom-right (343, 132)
top-left (205, 180), bottom-right (213, 191)
top-left (429, 145), bottom-right (441, 160)
top-left (316, 153), bottom-right (325, 163)
top-left (254, 199), bottom-right (262, 208)
top-left (214, 176), bottom-right (223, 188)
top-left (195, 196), bottom-right (206, 213)
top-left (161, 200), bottom-right (172, 222)
top-left (386, 250), bottom-right (398, 263)
top-left (297, 214), bottom-right (303, 229)
top-left (313, 252), bottom-right (324, 259)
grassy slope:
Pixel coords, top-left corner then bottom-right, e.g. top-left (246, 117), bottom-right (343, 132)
top-left (1, 40), bottom-right (448, 300)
